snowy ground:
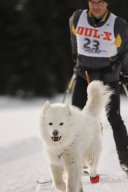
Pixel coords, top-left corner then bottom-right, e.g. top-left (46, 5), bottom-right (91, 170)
top-left (0, 94), bottom-right (128, 192)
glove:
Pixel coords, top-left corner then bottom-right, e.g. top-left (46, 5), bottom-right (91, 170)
top-left (120, 72), bottom-right (128, 85)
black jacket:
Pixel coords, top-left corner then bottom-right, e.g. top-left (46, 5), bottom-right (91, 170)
top-left (69, 9), bottom-right (128, 82)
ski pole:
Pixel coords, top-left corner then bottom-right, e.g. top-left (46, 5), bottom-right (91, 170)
top-left (122, 83), bottom-right (128, 97)
top-left (62, 73), bottom-right (76, 103)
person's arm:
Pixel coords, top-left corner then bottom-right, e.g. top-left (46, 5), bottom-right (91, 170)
top-left (69, 10), bottom-right (83, 64)
top-left (114, 17), bottom-right (128, 75)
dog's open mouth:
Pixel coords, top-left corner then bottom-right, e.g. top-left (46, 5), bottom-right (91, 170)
top-left (51, 136), bottom-right (62, 142)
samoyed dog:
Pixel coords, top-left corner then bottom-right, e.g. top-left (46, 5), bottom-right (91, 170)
top-left (39, 81), bottom-right (112, 192)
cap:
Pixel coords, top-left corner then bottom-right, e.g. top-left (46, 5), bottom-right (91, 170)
top-left (88, 0), bottom-right (109, 3)
top-left (104, 0), bottom-right (109, 3)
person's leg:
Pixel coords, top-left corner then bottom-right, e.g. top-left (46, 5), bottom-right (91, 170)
top-left (107, 81), bottom-right (128, 171)
top-left (72, 76), bottom-right (88, 109)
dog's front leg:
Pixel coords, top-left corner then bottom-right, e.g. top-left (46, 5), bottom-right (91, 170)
top-left (65, 164), bottom-right (82, 192)
top-left (50, 164), bottom-right (66, 192)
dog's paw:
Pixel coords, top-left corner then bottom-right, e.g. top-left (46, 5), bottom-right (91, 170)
top-left (90, 175), bottom-right (100, 184)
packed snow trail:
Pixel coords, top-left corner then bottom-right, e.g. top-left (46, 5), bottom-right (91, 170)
top-left (0, 95), bottom-right (128, 192)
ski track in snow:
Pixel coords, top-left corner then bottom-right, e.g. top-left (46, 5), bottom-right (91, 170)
top-left (0, 95), bottom-right (128, 192)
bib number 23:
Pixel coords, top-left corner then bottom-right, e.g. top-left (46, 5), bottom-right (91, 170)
top-left (83, 38), bottom-right (100, 50)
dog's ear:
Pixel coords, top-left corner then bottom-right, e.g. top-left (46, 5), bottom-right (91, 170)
top-left (43, 101), bottom-right (50, 113)
top-left (65, 104), bottom-right (72, 116)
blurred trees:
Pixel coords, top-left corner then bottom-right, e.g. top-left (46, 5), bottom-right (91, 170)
top-left (0, 0), bottom-right (127, 96)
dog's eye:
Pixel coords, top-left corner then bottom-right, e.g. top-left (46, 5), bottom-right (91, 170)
top-left (59, 122), bottom-right (64, 126)
top-left (49, 122), bottom-right (53, 126)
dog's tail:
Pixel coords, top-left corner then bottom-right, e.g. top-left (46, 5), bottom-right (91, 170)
top-left (82, 81), bottom-right (113, 117)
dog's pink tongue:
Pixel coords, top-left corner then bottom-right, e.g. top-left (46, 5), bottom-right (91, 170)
top-left (90, 175), bottom-right (100, 184)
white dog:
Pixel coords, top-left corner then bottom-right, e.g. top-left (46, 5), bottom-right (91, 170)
top-left (39, 81), bottom-right (112, 192)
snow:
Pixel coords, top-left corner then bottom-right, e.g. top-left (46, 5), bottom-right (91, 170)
top-left (0, 95), bottom-right (128, 192)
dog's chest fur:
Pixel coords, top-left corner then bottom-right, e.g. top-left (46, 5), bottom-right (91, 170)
top-left (48, 144), bottom-right (77, 166)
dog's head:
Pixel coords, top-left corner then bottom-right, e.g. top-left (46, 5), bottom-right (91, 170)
top-left (40, 101), bottom-right (73, 148)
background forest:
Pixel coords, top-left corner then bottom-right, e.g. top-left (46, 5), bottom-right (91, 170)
top-left (0, 0), bottom-right (128, 97)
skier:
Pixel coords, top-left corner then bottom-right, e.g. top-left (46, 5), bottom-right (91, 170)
top-left (69, 0), bottom-right (128, 174)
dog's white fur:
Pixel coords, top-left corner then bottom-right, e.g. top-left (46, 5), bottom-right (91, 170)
top-left (40, 80), bottom-right (112, 192)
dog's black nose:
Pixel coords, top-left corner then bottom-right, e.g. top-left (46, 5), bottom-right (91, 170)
top-left (53, 130), bottom-right (59, 136)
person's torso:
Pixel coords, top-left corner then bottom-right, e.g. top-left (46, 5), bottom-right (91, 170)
top-left (76, 10), bottom-right (117, 58)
